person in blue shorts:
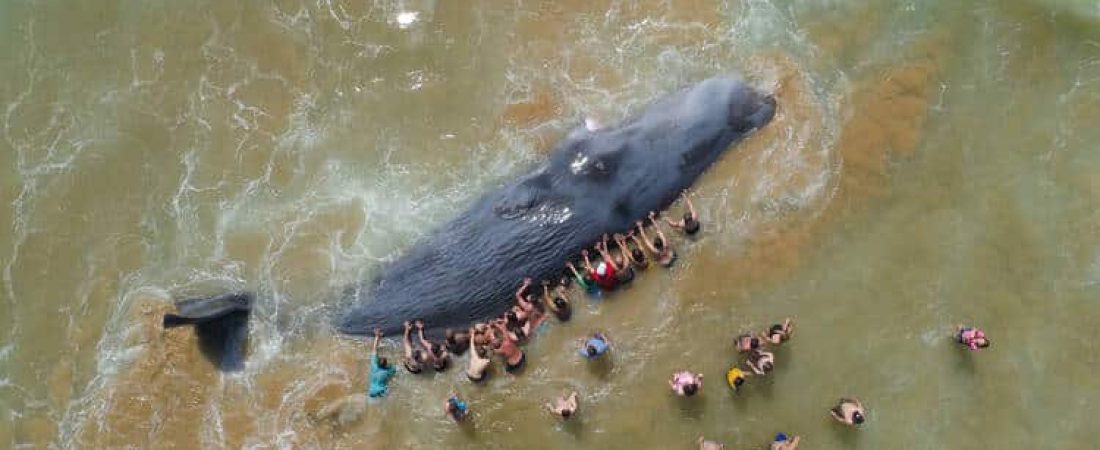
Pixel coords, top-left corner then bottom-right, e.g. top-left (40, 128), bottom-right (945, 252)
top-left (579, 332), bottom-right (610, 359)
top-left (770, 432), bottom-right (801, 449)
top-left (444, 392), bottom-right (469, 422)
top-left (367, 329), bottom-right (396, 398)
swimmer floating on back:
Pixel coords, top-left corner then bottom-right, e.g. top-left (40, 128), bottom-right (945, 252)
top-left (670, 370), bottom-right (703, 397)
top-left (747, 349), bottom-right (775, 376)
top-left (829, 398), bottom-right (866, 427)
top-left (726, 366), bottom-right (750, 392)
top-left (760, 318), bottom-right (794, 346)
top-left (955, 325), bottom-right (990, 351)
top-left (735, 333), bottom-right (762, 353)
top-left (770, 433), bottom-right (801, 450)
top-left (546, 391), bottom-right (579, 420)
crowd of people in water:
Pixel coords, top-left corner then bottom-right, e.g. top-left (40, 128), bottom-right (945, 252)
top-left (362, 190), bottom-right (991, 448)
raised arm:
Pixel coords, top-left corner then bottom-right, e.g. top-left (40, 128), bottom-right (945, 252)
top-left (649, 212), bottom-right (669, 243)
top-left (402, 321), bottom-right (415, 358)
top-left (372, 328), bottom-right (382, 354)
top-left (614, 234), bottom-right (636, 265)
top-left (515, 278), bottom-right (532, 304)
top-left (636, 220), bottom-right (659, 253)
top-left (566, 261), bottom-right (584, 279)
top-left (581, 250), bottom-right (595, 271)
top-left (414, 321), bottom-right (433, 351)
top-left (684, 192), bottom-right (697, 220)
top-left (595, 235), bottom-right (618, 269)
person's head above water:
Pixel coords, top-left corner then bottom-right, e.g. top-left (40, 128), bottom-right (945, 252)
top-left (654, 237), bottom-right (665, 250)
top-left (683, 383), bottom-right (698, 396)
top-left (561, 408), bottom-right (572, 418)
top-left (632, 248), bottom-right (645, 261)
top-left (378, 356), bottom-right (390, 369)
top-left (553, 297), bottom-right (568, 309)
top-left (852, 411), bottom-right (865, 425)
top-left (586, 344), bottom-right (598, 356)
top-left (596, 261), bottom-right (609, 276)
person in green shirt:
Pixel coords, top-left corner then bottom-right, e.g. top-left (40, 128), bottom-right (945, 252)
top-left (367, 329), bottom-right (396, 398)
top-left (566, 261), bottom-right (600, 296)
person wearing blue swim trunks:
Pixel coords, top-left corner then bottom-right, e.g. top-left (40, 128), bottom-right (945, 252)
top-left (579, 332), bottom-right (609, 359)
top-left (367, 328), bottom-right (397, 398)
top-left (770, 432), bottom-right (801, 449)
top-left (444, 392), bottom-right (469, 422)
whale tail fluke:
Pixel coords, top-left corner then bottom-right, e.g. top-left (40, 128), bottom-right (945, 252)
top-left (163, 313), bottom-right (201, 328)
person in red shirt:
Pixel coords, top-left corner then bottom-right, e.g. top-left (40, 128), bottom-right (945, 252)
top-left (581, 249), bottom-right (618, 290)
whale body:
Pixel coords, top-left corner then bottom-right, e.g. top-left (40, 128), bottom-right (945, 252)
top-left (339, 77), bottom-right (777, 336)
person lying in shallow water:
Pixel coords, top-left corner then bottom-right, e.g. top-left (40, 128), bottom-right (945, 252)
top-left (670, 370), bottom-right (703, 396)
top-left (546, 390), bottom-right (579, 419)
top-left (402, 321), bottom-right (427, 374)
top-left (541, 280), bottom-right (572, 322)
top-left (760, 318), bottom-right (794, 345)
top-left (638, 213), bottom-right (677, 267)
top-left (697, 436), bottom-right (725, 450)
top-left (829, 398), bottom-right (866, 427)
top-left (955, 325), bottom-right (990, 350)
top-left (665, 189), bottom-right (701, 236)
top-left (747, 349), bottom-right (775, 375)
top-left (770, 433), bottom-right (801, 450)
top-left (735, 333), bottom-right (762, 353)
top-left (367, 328), bottom-right (396, 398)
top-left (415, 320), bottom-right (450, 372)
top-left (726, 366), bottom-right (750, 392)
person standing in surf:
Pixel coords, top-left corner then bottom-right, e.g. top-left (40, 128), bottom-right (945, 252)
top-left (367, 328), bottom-right (396, 398)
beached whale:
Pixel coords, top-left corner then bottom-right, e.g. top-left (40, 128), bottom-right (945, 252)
top-left (338, 76), bottom-right (776, 336)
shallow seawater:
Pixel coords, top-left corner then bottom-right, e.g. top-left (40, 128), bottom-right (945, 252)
top-left (2, 0), bottom-right (1099, 448)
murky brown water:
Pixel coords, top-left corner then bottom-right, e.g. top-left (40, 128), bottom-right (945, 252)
top-left (3, 0), bottom-right (1099, 448)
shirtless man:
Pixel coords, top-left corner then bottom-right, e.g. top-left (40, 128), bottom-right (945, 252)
top-left (490, 320), bottom-right (526, 373)
top-left (541, 280), bottom-right (572, 322)
top-left (637, 213), bottom-right (676, 267)
top-left (665, 189), bottom-right (701, 235)
top-left (615, 232), bottom-right (648, 271)
top-left (402, 321), bottom-right (427, 374)
top-left (770, 433), bottom-right (801, 450)
top-left (735, 333), bottom-right (762, 353)
top-left (466, 338), bottom-right (492, 383)
top-left (415, 320), bottom-right (450, 372)
top-left (760, 318), bottom-right (793, 346)
top-left (830, 398), bottom-right (866, 427)
top-left (545, 391), bottom-right (579, 419)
